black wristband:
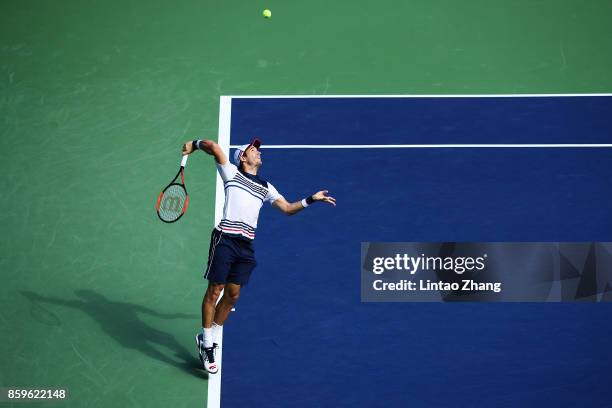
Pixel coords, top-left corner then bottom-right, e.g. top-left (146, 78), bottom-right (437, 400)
top-left (191, 140), bottom-right (199, 151)
top-left (306, 195), bottom-right (315, 205)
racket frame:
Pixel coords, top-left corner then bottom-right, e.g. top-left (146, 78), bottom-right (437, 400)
top-left (156, 155), bottom-right (189, 223)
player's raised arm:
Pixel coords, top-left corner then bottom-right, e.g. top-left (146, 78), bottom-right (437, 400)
top-left (182, 139), bottom-right (228, 165)
top-left (272, 190), bottom-right (336, 216)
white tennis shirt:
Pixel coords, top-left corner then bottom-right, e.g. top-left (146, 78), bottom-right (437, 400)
top-left (216, 162), bottom-right (283, 240)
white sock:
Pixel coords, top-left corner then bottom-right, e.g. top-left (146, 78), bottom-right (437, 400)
top-left (203, 327), bottom-right (213, 348)
top-left (212, 322), bottom-right (223, 345)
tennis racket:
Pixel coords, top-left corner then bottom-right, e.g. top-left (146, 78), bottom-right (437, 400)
top-left (156, 154), bottom-right (189, 223)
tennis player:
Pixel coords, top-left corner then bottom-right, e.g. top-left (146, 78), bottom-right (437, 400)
top-left (182, 138), bottom-right (336, 374)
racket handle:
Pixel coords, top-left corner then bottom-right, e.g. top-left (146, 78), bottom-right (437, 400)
top-left (180, 154), bottom-right (189, 168)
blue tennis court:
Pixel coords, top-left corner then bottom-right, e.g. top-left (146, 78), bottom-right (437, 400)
top-left (217, 96), bottom-right (612, 407)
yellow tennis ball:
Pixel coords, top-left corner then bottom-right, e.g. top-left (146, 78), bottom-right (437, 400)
top-left (263, 9), bottom-right (272, 18)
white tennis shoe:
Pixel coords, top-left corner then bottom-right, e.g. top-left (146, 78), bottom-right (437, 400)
top-left (195, 333), bottom-right (219, 374)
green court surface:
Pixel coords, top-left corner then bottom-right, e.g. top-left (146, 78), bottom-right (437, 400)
top-left (1, 1), bottom-right (612, 406)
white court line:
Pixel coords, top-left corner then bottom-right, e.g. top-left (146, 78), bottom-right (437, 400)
top-left (230, 93), bottom-right (612, 98)
top-left (207, 96), bottom-right (232, 408)
top-left (230, 144), bottom-right (612, 149)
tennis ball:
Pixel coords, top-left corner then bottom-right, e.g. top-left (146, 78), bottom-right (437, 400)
top-left (263, 9), bottom-right (272, 18)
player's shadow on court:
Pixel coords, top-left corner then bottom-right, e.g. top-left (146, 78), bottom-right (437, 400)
top-left (22, 290), bottom-right (206, 379)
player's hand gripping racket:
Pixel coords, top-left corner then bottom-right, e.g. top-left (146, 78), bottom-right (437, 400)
top-left (156, 155), bottom-right (189, 223)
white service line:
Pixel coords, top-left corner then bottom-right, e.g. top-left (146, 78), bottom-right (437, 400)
top-left (229, 144), bottom-right (612, 149)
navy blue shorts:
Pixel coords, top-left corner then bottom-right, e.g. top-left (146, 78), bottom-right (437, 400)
top-left (204, 228), bottom-right (257, 286)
